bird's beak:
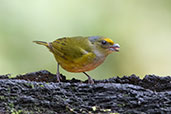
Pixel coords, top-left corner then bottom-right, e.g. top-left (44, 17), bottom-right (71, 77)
top-left (109, 43), bottom-right (120, 52)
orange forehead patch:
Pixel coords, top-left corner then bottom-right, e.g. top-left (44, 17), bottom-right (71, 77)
top-left (104, 38), bottom-right (114, 45)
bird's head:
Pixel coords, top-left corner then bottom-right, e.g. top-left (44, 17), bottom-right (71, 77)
top-left (88, 36), bottom-right (120, 56)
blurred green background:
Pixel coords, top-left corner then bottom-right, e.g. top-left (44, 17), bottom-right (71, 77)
top-left (0, 0), bottom-right (171, 80)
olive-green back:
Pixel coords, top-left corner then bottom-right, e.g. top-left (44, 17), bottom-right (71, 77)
top-left (51, 37), bottom-right (93, 60)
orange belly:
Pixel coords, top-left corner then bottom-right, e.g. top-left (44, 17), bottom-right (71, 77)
top-left (60, 58), bottom-right (105, 72)
top-left (54, 54), bottom-right (105, 72)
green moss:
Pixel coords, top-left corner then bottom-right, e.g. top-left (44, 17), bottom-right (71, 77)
top-left (0, 95), bottom-right (5, 100)
top-left (39, 84), bottom-right (44, 87)
top-left (11, 109), bottom-right (22, 114)
top-left (25, 83), bottom-right (35, 89)
top-left (100, 108), bottom-right (111, 112)
top-left (8, 103), bottom-right (14, 109)
top-left (117, 103), bottom-right (125, 107)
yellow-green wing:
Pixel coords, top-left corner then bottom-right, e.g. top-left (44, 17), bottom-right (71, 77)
top-left (51, 37), bottom-right (94, 62)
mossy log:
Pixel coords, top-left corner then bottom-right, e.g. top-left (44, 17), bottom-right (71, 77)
top-left (0, 70), bottom-right (170, 114)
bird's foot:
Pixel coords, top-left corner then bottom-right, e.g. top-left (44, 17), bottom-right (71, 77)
top-left (56, 73), bottom-right (62, 82)
top-left (88, 76), bottom-right (94, 84)
top-left (83, 72), bottom-right (94, 84)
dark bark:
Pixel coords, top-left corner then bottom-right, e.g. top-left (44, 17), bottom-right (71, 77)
top-left (0, 70), bottom-right (170, 114)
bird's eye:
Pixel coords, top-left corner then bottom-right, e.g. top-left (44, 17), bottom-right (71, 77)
top-left (101, 40), bottom-right (107, 45)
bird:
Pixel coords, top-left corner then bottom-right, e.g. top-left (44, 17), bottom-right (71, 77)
top-left (33, 36), bottom-right (120, 84)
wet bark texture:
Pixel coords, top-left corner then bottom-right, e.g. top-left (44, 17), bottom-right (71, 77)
top-left (0, 70), bottom-right (170, 114)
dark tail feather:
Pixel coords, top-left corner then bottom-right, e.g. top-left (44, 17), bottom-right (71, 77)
top-left (33, 41), bottom-right (48, 47)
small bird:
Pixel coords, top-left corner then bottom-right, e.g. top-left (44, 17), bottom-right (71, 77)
top-left (33, 36), bottom-right (120, 84)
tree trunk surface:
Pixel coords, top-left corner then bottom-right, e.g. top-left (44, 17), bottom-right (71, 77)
top-left (0, 70), bottom-right (170, 114)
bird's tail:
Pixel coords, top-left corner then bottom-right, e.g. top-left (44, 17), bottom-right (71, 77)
top-left (33, 41), bottom-right (48, 47)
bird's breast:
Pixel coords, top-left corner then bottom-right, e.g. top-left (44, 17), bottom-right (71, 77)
top-left (59, 53), bottom-right (106, 73)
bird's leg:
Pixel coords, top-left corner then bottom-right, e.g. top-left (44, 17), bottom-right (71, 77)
top-left (83, 72), bottom-right (94, 84)
top-left (56, 63), bottom-right (62, 82)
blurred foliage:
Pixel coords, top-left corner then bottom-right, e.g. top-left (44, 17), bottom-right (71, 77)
top-left (0, 0), bottom-right (171, 80)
